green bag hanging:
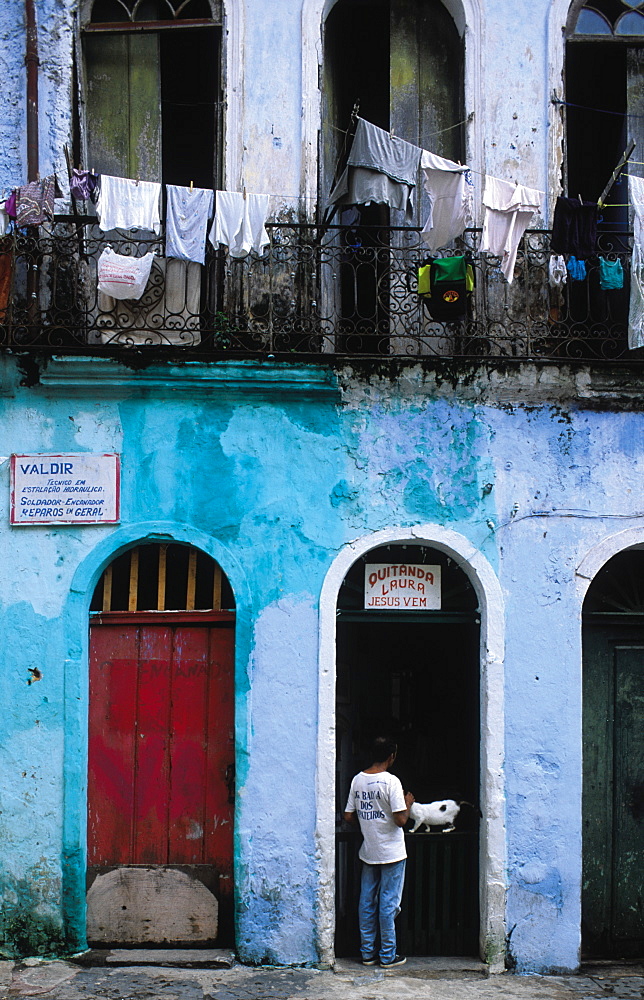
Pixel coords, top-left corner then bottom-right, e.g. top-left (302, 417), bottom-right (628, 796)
top-left (416, 255), bottom-right (473, 320)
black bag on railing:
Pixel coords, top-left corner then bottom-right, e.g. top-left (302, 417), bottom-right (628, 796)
top-left (416, 254), bottom-right (474, 321)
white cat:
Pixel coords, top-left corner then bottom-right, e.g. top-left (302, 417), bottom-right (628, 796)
top-left (409, 799), bottom-right (479, 833)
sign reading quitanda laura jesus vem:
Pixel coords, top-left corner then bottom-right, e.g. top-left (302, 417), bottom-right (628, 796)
top-left (364, 563), bottom-right (441, 610)
top-left (10, 454), bottom-right (120, 525)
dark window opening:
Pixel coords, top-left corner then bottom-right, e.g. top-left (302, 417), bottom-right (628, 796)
top-left (160, 29), bottom-right (219, 189)
top-left (322, 0), bottom-right (464, 351)
top-left (83, 5), bottom-right (222, 187)
top-left (566, 42), bottom-right (628, 229)
top-left (564, 22), bottom-right (643, 350)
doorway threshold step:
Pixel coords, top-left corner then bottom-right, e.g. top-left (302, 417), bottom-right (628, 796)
top-left (78, 949), bottom-right (235, 968)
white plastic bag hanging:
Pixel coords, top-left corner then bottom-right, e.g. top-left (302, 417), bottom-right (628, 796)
top-left (97, 246), bottom-right (155, 300)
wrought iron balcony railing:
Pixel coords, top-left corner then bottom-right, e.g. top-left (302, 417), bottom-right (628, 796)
top-left (0, 220), bottom-right (635, 361)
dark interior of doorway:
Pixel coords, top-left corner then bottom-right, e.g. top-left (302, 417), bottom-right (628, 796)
top-left (582, 549), bottom-right (644, 960)
top-left (335, 546), bottom-right (480, 957)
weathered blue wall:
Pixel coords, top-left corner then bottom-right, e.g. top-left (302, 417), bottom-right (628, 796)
top-left (0, 0), bottom-right (640, 977)
top-left (2, 354), bottom-right (644, 971)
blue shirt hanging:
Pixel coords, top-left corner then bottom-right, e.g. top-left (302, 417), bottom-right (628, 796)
top-left (598, 256), bottom-right (624, 290)
top-left (567, 256), bottom-right (587, 281)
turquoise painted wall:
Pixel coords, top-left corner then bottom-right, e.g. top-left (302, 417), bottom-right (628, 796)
top-left (2, 354), bottom-right (644, 971)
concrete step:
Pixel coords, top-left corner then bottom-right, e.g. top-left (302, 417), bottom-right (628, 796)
top-left (73, 948), bottom-right (235, 968)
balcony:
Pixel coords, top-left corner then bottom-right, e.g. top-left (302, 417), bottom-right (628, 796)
top-left (0, 220), bottom-right (635, 362)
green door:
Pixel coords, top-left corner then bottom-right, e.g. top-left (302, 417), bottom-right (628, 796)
top-left (582, 623), bottom-right (644, 958)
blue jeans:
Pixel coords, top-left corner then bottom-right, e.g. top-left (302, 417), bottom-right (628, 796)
top-left (358, 858), bottom-right (406, 964)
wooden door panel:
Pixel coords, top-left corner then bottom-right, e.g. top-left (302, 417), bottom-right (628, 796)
top-left (88, 628), bottom-right (139, 866)
top-left (169, 627), bottom-right (210, 863)
top-left (205, 626), bottom-right (235, 874)
top-left (88, 619), bottom-right (234, 944)
top-left (613, 645), bottom-right (644, 944)
top-left (583, 626), bottom-right (644, 957)
top-left (135, 628), bottom-right (172, 863)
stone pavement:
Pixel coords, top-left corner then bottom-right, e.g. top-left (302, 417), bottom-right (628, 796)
top-left (0, 957), bottom-right (643, 1000)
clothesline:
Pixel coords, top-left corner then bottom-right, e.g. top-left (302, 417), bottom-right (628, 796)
top-left (326, 113), bottom-right (473, 142)
top-left (552, 97), bottom-right (644, 119)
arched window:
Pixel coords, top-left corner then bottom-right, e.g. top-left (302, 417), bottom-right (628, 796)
top-left (89, 542), bottom-right (235, 612)
top-left (321, 0), bottom-right (465, 222)
top-left (79, 0), bottom-right (223, 187)
top-left (565, 0), bottom-right (644, 230)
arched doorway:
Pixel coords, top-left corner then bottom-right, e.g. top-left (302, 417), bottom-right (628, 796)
top-left (86, 542), bottom-right (235, 947)
top-left (335, 543), bottom-right (480, 957)
top-left (582, 549), bottom-right (644, 959)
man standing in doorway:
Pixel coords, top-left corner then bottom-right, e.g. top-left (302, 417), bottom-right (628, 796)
top-left (344, 737), bottom-right (414, 968)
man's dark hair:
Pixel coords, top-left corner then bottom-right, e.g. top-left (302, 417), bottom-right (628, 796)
top-left (371, 736), bottom-right (397, 764)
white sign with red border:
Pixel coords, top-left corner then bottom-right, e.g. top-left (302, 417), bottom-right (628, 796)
top-left (10, 454), bottom-right (120, 525)
top-left (364, 563), bottom-right (441, 610)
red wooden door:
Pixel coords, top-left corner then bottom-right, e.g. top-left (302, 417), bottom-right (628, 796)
top-left (87, 614), bottom-right (234, 945)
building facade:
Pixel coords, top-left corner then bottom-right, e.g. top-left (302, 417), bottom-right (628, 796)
top-left (0, 0), bottom-right (643, 975)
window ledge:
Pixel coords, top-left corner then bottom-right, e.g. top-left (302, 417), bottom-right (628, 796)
top-left (36, 356), bottom-right (341, 399)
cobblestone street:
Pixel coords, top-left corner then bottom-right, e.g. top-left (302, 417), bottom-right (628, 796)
top-left (1, 959), bottom-right (643, 1000)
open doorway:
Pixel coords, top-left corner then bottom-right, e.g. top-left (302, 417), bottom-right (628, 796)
top-left (582, 549), bottom-right (644, 959)
top-left (335, 544), bottom-right (480, 957)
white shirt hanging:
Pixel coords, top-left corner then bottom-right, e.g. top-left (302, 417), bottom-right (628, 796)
top-left (165, 185), bottom-right (214, 265)
top-left (480, 176), bottom-right (543, 283)
top-left (420, 150), bottom-right (473, 250)
top-left (96, 175), bottom-right (161, 234)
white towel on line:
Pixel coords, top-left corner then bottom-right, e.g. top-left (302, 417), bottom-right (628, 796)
top-left (96, 174), bottom-right (161, 234)
top-left (209, 191), bottom-right (270, 258)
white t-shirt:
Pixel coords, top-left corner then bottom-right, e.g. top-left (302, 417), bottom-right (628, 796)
top-left (345, 770), bottom-right (407, 864)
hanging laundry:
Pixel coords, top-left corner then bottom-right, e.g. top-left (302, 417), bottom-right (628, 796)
top-left (166, 185), bottom-right (214, 265)
top-left (480, 176), bottom-right (544, 283)
top-left (69, 169), bottom-right (98, 202)
top-left (550, 197), bottom-right (598, 257)
top-left (15, 175), bottom-right (62, 227)
top-left (548, 254), bottom-right (567, 287)
top-left (327, 117), bottom-right (422, 220)
top-left (5, 191), bottom-right (16, 220)
top-left (95, 175), bottom-right (161, 234)
top-left (628, 175), bottom-right (644, 350)
top-left (208, 191), bottom-right (270, 258)
top-left (0, 238), bottom-right (12, 317)
top-left (420, 150), bottom-right (473, 250)
top-left (566, 256), bottom-right (587, 281)
top-left (0, 200), bottom-right (8, 237)
top-left (598, 256), bottom-right (624, 290)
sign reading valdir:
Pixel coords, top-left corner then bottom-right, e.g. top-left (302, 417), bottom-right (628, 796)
top-left (364, 563), bottom-right (441, 610)
top-left (10, 454), bottom-right (120, 525)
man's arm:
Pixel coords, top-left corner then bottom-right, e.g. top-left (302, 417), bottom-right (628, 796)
top-left (392, 791), bottom-right (415, 828)
top-left (343, 810), bottom-right (357, 824)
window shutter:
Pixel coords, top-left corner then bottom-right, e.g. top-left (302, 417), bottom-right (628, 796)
top-left (85, 32), bottom-right (161, 182)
